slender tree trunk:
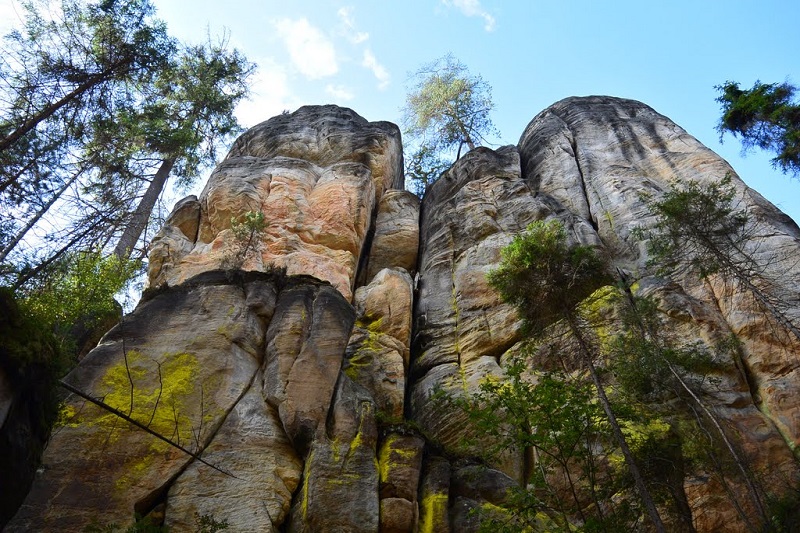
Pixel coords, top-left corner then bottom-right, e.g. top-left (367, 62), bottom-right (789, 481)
top-left (566, 315), bottom-right (667, 532)
top-left (12, 223), bottom-right (98, 289)
top-left (113, 158), bottom-right (175, 260)
top-left (0, 158), bottom-right (37, 195)
top-left (617, 279), bottom-right (767, 528)
top-left (0, 59), bottom-right (131, 155)
top-left (0, 163), bottom-right (88, 262)
top-left (622, 279), bottom-right (768, 520)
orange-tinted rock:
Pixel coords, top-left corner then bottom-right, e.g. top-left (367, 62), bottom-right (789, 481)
top-left (364, 189), bottom-right (420, 282)
top-left (149, 106), bottom-right (403, 301)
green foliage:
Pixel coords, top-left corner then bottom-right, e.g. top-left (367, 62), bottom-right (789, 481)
top-left (404, 143), bottom-right (451, 197)
top-left (0, 287), bottom-right (63, 426)
top-left (21, 250), bottom-right (140, 346)
top-left (226, 210), bottom-right (266, 269)
top-left (402, 54), bottom-right (497, 194)
top-left (0, 0), bottom-right (254, 284)
top-left (230, 210), bottom-right (266, 241)
top-left (716, 80), bottom-right (800, 175)
top-left (610, 295), bottom-right (717, 401)
top-left (487, 220), bottom-right (611, 335)
top-left (638, 175), bottom-right (750, 279)
top-left (195, 512), bottom-right (229, 532)
top-left (639, 175), bottom-right (800, 342)
top-left (0, 249), bottom-right (139, 446)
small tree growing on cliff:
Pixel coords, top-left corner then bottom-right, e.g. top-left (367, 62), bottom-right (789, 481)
top-left (401, 54), bottom-right (497, 195)
top-left (639, 176), bottom-right (800, 343)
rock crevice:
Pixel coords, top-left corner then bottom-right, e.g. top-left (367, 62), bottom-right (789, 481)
top-left (5, 100), bottom-right (800, 533)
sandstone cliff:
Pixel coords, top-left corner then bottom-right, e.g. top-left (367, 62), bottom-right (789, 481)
top-left (5, 99), bottom-right (800, 532)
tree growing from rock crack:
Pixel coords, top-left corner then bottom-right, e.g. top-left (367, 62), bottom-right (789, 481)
top-left (401, 54), bottom-right (497, 195)
top-left (639, 175), bottom-right (800, 343)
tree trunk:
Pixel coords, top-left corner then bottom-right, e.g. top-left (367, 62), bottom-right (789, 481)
top-left (0, 160), bottom-right (94, 262)
top-left (0, 58), bottom-right (131, 155)
top-left (0, 176), bottom-right (78, 263)
top-left (12, 223), bottom-right (98, 290)
top-left (617, 280), bottom-right (767, 527)
top-left (567, 315), bottom-right (667, 533)
top-left (113, 158), bottom-right (175, 260)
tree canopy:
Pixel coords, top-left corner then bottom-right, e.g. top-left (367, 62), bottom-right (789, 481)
top-left (0, 0), bottom-right (254, 287)
top-left (402, 54), bottom-right (496, 195)
top-left (716, 80), bottom-right (800, 176)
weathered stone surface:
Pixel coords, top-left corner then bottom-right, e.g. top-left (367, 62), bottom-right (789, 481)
top-left (380, 497), bottom-right (416, 533)
top-left (364, 189), bottom-right (420, 281)
top-left (378, 432), bottom-right (425, 501)
top-left (451, 465), bottom-right (515, 505)
top-left (8, 100), bottom-right (800, 533)
top-left (7, 279), bottom-right (267, 531)
top-left (289, 376), bottom-right (379, 533)
top-left (165, 372), bottom-right (302, 532)
top-left (150, 158), bottom-right (375, 301)
top-left (418, 456), bottom-right (451, 533)
top-left (345, 268), bottom-right (413, 420)
top-left (411, 146), bottom-right (578, 478)
top-left (518, 95), bottom-right (800, 528)
top-left (262, 282), bottom-right (355, 455)
top-left (228, 105), bottom-right (404, 201)
top-left (148, 106), bottom-right (403, 302)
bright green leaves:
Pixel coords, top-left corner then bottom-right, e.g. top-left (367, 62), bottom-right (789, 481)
top-left (402, 54), bottom-right (497, 195)
top-left (404, 143), bottom-right (451, 197)
top-left (226, 210), bottom-right (266, 269)
top-left (21, 249), bottom-right (141, 339)
top-left (487, 220), bottom-right (611, 335)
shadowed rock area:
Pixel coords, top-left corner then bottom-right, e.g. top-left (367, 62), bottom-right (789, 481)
top-left (5, 99), bottom-right (800, 532)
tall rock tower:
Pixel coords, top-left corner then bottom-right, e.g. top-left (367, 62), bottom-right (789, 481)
top-left (6, 98), bottom-right (800, 532)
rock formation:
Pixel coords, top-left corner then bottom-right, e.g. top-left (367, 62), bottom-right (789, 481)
top-left (5, 98), bottom-right (800, 532)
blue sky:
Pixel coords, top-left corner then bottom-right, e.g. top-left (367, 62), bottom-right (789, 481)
top-left (2, 0), bottom-right (798, 221)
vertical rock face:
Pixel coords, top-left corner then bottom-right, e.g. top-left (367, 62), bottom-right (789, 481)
top-left (6, 99), bottom-right (800, 532)
top-left (5, 106), bottom-right (418, 533)
top-left (410, 96), bottom-right (800, 531)
top-left (147, 105), bottom-right (404, 301)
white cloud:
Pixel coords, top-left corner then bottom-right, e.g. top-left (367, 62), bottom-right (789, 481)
top-left (325, 84), bottom-right (355, 102)
top-left (273, 18), bottom-right (338, 79)
top-left (234, 58), bottom-right (302, 128)
top-left (362, 49), bottom-right (390, 90)
top-left (337, 7), bottom-right (369, 44)
top-left (442, 0), bottom-right (496, 32)
top-left (0, 1), bottom-right (25, 36)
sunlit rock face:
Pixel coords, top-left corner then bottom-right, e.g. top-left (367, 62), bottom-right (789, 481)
top-left (147, 105), bottom-right (405, 302)
top-left (409, 96), bottom-right (800, 531)
top-left (6, 106), bottom-right (417, 533)
top-left (6, 99), bottom-right (800, 533)
top-left (519, 97), bottom-right (800, 514)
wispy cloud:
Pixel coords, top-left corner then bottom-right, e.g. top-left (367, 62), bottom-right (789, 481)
top-left (442, 0), bottom-right (496, 32)
top-left (362, 49), bottom-right (390, 90)
top-left (273, 18), bottom-right (338, 79)
top-left (325, 84), bottom-right (355, 102)
top-left (337, 7), bottom-right (369, 44)
top-left (235, 58), bottom-right (301, 127)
